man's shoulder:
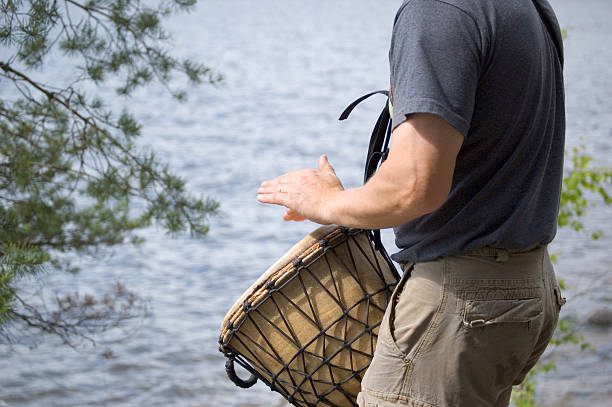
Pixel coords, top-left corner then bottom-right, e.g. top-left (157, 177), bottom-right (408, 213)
top-left (393, 0), bottom-right (487, 39)
top-left (394, 0), bottom-right (549, 46)
top-left (395, 0), bottom-right (506, 26)
top-left (397, 0), bottom-right (483, 17)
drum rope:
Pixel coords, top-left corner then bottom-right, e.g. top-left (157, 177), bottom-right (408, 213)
top-left (221, 228), bottom-right (398, 406)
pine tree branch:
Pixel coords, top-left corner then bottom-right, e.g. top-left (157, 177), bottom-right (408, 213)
top-left (65, 0), bottom-right (118, 23)
top-left (0, 61), bottom-right (93, 125)
top-left (0, 0), bottom-right (217, 349)
top-left (1, 62), bottom-right (170, 199)
top-left (7, 284), bottom-right (147, 348)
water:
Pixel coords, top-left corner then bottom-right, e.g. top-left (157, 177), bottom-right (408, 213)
top-left (1, 0), bottom-right (611, 406)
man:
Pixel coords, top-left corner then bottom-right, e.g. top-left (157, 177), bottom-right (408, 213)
top-left (257, 0), bottom-right (566, 405)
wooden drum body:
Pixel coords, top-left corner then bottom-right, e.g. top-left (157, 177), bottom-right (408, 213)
top-left (219, 225), bottom-right (399, 407)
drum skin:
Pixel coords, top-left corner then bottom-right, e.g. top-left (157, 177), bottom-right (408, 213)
top-left (219, 225), bottom-right (398, 407)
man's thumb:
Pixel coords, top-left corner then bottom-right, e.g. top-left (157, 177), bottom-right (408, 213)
top-left (318, 154), bottom-right (336, 174)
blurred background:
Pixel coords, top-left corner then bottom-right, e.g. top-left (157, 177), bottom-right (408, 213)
top-left (0, 0), bottom-right (610, 406)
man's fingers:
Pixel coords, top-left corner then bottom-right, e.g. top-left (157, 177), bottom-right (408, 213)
top-left (258, 182), bottom-right (280, 194)
top-left (257, 156), bottom-right (340, 223)
top-left (283, 209), bottom-right (307, 222)
top-left (318, 154), bottom-right (336, 174)
top-left (257, 192), bottom-right (288, 206)
top-left (258, 176), bottom-right (291, 194)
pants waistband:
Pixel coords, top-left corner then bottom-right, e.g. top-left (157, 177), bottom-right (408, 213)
top-left (466, 244), bottom-right (542, 254)
top-left (399, 244), bottom-right (545, 269)
top-left (465, 244), bottom-right (543, 262)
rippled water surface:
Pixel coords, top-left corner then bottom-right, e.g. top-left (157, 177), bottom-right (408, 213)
top-left (1, 0), bottom-right (611, 406)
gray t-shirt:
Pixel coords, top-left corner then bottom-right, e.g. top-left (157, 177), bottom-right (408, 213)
top-left (390, 0), bottom-right (565, 263)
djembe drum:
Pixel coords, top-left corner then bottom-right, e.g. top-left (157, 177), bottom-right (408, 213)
top-left (219, 225), bottom-right (399, 407)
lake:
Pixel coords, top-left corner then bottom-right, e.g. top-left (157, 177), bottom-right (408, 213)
top-left (0, 0), bottom-right (611, 406)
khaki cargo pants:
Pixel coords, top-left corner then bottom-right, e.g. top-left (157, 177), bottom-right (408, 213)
top-left (358, 246), bottom-right (565, 407)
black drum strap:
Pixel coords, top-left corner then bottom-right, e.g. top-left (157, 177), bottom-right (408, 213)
top-left (339, 91), bottom-right (399, 280)
top-left (339, 90), bottom-right (392, 183)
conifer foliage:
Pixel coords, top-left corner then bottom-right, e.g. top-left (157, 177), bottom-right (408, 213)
top-left (0, 0), bottom-right (220, 346)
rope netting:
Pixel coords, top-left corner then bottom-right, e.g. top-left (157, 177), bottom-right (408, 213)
top-left (220, 228), bottom-right (399, 407)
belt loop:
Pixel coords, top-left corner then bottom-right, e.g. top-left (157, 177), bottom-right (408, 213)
top-left (495, 249), bottom-right (509, 263)
top-left (400, 261), bottom-right (415, 278)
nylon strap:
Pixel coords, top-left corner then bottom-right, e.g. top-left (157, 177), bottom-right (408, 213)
top-left (339, 91), bottom-right (397, 276)
top-left (338, 90), bottom-right (392, 183)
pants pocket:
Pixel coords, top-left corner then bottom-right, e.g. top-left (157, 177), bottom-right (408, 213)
top-left (360, 267), bottom-right (412, 396)
top-left (388, 261), bottom-right (443, 360)
top-left (463, 297), bottom-right (543, 328)
top-left (553, 282), bottom-right (567, 311)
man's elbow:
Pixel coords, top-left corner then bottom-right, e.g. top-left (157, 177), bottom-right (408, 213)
top-left (420, 193), bottom-right (448, 215)
top-left (394, 184), bottom-right (450, 222)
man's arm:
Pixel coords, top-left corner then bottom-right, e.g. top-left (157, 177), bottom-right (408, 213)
top-left (256, 113), bottom-right (464, 229)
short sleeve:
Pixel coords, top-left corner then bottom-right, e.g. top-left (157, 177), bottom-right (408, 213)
top-left (389, 0), bottom-right (483, 135)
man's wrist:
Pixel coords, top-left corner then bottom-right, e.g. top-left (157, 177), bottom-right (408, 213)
top-left (321, 189), bottom-right (351, 226)
top-left (320, 189), bottom-right (345, 226)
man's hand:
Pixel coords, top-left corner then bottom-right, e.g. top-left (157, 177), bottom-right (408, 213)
top-left (257, 155), bottom-right (345, 224)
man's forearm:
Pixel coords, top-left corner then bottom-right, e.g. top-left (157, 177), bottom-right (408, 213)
top-left (323, 165), bottom-right (437, 229)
